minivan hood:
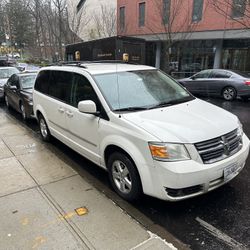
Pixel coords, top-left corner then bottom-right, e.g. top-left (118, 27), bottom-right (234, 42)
top-left (123, 99), bottom-right (238, 143)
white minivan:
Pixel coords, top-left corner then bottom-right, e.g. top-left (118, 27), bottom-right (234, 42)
top-left (33, 63), bottom-right (250, 201)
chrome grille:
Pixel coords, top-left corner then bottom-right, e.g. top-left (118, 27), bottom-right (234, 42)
top-left (195, 129), bottom-right (242, 164)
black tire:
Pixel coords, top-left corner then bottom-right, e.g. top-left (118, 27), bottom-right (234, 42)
top-left (107, 152), bottom-right (142, 201)
top-left (222, 87), bottom-right (237, 101)
top-left (20, 102), bottom-right (27, 120)
top-left (38, 114), bottom-right (51, 142)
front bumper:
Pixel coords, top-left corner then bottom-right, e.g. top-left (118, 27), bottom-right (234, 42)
top-left (151, 133), bottom-right (250, 201)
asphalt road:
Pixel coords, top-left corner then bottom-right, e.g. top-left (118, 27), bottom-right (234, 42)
top-left (1, 97), bottom-right (249, 250)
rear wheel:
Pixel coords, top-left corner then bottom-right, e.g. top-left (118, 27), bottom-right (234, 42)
top-left (38, 114), bottom-right (51, 142)
top-left (222, 87), bottom-right (236, 101)
top-left (107, 152), bottom-right (142, 201)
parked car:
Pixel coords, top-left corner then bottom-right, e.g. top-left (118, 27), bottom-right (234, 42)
top-left (16, 63), bottom-right (40, 73)
top-left (4, 72), bottom-right (36, 120)
top-left (33, 63), bottom-right (249, 201)
top-left (0, 56), bottom-right (17, 67)
top-left (0, 67), bottom-right (20, 100)
top-left (178, 69), bottom-right (250, 101)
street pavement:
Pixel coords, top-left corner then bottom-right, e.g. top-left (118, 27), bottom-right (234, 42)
top-left (0, 108), bottom-right (176, 250)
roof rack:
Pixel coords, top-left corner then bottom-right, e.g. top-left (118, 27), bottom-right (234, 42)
top-left (48, 61), bottom-right (88, 68)
top-left (49, 60), bottom-right (138, 68)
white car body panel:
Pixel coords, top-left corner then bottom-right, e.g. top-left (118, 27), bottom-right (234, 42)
top-left (33, 64), bottom-right (250, 201)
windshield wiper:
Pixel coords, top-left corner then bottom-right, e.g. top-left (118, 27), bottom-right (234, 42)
top-left (114, 106), bottom-right (149, 112)
top-left (149, 96), bottom-right (195, 109)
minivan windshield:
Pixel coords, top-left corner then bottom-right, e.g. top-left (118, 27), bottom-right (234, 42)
top-left (94, 69), bottom-right (194, 111)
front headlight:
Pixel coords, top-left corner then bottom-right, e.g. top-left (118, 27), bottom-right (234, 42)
top-left (148, 142), bottom-right (190, 162)
top-left (237, 119), bottom-right (243, 137)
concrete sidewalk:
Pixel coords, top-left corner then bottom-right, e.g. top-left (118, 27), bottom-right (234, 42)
top-left (0, 109), bottom-right (176, 250)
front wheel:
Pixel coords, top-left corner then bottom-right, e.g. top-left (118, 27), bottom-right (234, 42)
top-left (222, 87), bottom-right (236, 101)
top-left (107, 152), bottom-right (142, 201)
top-left (5, 95), bottom-right (9, 108)
top-left (38, 115), bottom-right (51, 142)
top-left (20, 103), bottom-right (26, 120)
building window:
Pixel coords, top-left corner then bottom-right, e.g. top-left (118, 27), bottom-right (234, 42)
top-left (163, 0), bottom-right (171, 25)
top-left (231, 0), bottom-right (246, 18)
top-left (192, 0), bottom-right (204, 22)
top-left (77, 0), bottom-right (86, 13)
top-left (120, 7), bottom-right (125, 31)
top-left (139, 2), bottom-right (146, 27)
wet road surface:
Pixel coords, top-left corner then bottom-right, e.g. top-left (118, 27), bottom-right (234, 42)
top-left (1, 97), bottom-right (249, 250)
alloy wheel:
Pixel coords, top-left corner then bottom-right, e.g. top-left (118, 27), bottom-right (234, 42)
top-left (223, 87), bottom-right (236, 101)
top-left (20, 103), bottom-right (26, 120)
top-left (111, 160), bottom-right (132, 194)
top-left (40, 118), bottom-right (48, 139)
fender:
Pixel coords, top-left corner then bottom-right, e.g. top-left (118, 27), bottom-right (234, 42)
top-left (100, 134), bottom-right (156, 195)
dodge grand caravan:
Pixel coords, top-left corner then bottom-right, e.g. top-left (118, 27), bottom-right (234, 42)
top-left (33, 63), bottom-right (250, 201)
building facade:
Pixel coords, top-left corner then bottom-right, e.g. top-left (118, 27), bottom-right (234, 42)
top-left (67, 0), bottom-right (117, 42)
top-left (117, 0), bottom-right (250, 75)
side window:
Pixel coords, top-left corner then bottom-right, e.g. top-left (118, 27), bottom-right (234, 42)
top-left (7, 75), bottom-right (15, 86)
top-left (49, 71), bottom-right (72, 103)
top-left (71, 73), bottom-right (100, 110)
top-left (9, 74), bottom-right (19, 88)
top-left (211, 71), bottom-right (231, 79)
top-left (35, 70), bottom-right (50, 94)
top-left (194, 70), bottom-right (211, 79)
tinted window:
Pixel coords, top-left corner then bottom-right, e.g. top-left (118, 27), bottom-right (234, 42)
top-left (211, 71), bottom-right (231, 79)
top-left (49, 71), bottom-right (72, 103)
top-left (8, 74), bottom-right (19, 88)
top-left (35, 70), bottom-right (50, 94)
top-left (71, 74), bottom-right (100, 109)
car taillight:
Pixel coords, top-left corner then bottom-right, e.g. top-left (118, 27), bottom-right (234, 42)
top-left (245, 80), bottom-right (250, 85)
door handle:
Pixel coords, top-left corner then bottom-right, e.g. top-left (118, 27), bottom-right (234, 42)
top-left (66, 111), bottom-right (73, 118)
top-left (58, 107), bottom-right (65, 113)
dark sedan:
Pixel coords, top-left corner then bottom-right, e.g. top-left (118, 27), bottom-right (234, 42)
top-left (4, 73), bottom-right (37, 120)
top-left (178, 69), bottom-right (250, 101)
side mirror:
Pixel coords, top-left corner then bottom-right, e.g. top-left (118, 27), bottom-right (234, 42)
top-left (78, 100), bottom-right (98, 115)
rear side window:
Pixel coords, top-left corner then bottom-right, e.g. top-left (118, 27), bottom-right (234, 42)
top-left (49, 71), bottom-right (72, 104)
top-left (211, 71), bottom-right (231, 79)
top-left (35, 70), bottom-right (50, 94)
